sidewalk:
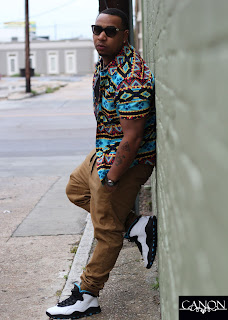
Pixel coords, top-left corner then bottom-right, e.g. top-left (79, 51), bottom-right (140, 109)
top-left (0, 75), bottom-right (76, 100)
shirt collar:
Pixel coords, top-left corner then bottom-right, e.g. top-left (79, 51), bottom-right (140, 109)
top-left (98, 44), bottom-right (132, 72)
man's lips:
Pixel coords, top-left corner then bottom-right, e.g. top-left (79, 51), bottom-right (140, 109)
top-left (96, 44), bottom-right (106, 50)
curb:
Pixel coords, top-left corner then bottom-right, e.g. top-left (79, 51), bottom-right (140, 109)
top-left (60, 213), bottom-right (94, 301)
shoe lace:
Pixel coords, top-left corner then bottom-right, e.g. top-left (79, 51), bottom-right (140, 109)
top-left (57, 286), bottom-right (83, 307)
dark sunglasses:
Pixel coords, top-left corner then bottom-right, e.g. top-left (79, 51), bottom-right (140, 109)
top-left (91, 25), bottom-right (125, 38)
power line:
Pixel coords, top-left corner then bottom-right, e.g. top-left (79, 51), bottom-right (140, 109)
top-left (0, 23), bottom-right (80, 30)
top-left (0, 0), bottom-right (79, 24)
top-left (30, 0), bottom-right (79, 18)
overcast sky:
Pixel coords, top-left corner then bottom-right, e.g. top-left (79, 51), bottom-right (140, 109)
top-left (0, 0), bottom-right (99, 40)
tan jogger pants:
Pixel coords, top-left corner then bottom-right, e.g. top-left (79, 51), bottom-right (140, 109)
top-left (66, 149), bottom-right (153, 296)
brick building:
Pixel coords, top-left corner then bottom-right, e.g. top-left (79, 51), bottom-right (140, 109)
top-left (137, 0), bottom-right (228, 319)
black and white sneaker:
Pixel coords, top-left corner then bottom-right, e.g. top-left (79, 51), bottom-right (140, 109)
top-left (125, 215), bottom-right (157, 269)
top-left (46, 283), bottom-right (101, 319)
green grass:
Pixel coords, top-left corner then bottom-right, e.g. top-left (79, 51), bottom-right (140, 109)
top-left (31, 90), bottom-right (38, 96)
top-left (151, 277), bottom-right (159, 290)
top-left (45, 86), bottom-right (60, 94)
top-left (56, 290), bottom-right (62, 297)
top-left (70, 245), bottom-right (78, 254)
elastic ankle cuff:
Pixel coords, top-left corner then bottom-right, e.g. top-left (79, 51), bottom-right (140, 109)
top-left (79, 283), bottom-right (99, 297)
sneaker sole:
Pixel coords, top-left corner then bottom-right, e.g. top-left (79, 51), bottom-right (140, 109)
top-left (146, 216), bottom-right (157, 269)
top-left (46, 306), bottom-right (101, 319)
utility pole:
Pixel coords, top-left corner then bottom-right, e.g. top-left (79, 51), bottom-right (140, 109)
top-left (25, 0), bottom-right (31, 92)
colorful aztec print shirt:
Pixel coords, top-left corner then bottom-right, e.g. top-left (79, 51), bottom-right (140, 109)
top-left (93, 44), bottom-right (156, 182)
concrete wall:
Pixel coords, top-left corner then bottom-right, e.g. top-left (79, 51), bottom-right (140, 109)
top-left (141, 0), bottom-right (228, 319)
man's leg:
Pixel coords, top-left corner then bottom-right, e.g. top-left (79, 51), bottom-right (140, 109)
top-left (80, 163), bottom-right (153, 296)
top-left (46, 149), bottom-right (101, 319)
top-left (65, 149), bottom-right (96, 213)
top-left (46, 162), bottom-right (155, 319)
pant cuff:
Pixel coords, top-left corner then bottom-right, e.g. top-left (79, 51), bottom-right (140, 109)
top-left (80, 282), bottom-right (100, 297)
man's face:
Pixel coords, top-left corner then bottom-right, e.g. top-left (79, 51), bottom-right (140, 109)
top-left (93, 13), bottom-right (129, 65)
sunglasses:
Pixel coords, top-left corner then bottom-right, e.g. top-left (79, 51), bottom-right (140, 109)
top-left (91, 25), bottom-right (125, 38)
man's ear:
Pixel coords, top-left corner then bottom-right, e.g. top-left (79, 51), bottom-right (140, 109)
top-left (123, 30), bottom-right (129, 43)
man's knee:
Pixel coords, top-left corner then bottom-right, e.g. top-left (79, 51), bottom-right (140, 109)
top-left (66, 175), bottom-right (90, 212)
top-left (65, 176), bottom-right (75, 203)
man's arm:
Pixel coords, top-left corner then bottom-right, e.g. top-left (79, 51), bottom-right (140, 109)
top-left (106, 116), bottom-right (147, 187)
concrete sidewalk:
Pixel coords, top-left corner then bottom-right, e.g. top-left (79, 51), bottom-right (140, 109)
top-left (0, 76), bottom-right (69, 100)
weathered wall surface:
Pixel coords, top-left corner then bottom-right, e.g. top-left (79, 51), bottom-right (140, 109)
top-left (142, 0), bottom-right (228, 319)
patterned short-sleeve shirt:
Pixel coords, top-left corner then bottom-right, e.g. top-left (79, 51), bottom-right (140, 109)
top-left (93, 44), bottom-right (156, 182)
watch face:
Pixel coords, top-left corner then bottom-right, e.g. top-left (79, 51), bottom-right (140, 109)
top-left (107, 179), bottom-right (114, 187)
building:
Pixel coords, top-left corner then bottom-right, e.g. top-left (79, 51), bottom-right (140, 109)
top-left (137, 0), bottom-right (228, 319)
top-left (134, 0), bottom-right (143, 57)
top-left (0, 39), bottom-right (94, 76)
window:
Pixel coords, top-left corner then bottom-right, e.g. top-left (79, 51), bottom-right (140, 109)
top-left (47, 51), bottom-right (59, 74)
top-left (7, 52), bottom-right (19, 76)
top-left (65, 50), bottom-right (76, 74)
top-left (10, 58), bottom-right (15, 72)
top-left (30, 52), bottom-right (36, 69)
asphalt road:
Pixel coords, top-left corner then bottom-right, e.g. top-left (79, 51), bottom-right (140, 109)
top-left (0, 78), bottom-right (96, 158)
top-left (0, 76), bottom-right (96, 176)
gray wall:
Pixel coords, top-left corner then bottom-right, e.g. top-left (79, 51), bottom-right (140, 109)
top-left (0, 51), bottom-right (6, 75)
top-left (34, 49), bottom-right (45, 74)
top-left (142, 0), bottom-right (228, 319)
top-left (77, 48), bottom-right (94, 74)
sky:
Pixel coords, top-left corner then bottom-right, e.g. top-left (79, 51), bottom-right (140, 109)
top-left (0, 0), bottom-right (100, 40)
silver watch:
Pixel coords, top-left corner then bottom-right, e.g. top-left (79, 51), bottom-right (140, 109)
top-left (105, 175), bottom-right (117, 187)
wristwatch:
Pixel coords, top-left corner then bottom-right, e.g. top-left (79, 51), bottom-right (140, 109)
top-left (104, 175), bottom-right (118, 187)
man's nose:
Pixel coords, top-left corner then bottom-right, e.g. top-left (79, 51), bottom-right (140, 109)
top-left (98, 31), bottom-right (107, 40)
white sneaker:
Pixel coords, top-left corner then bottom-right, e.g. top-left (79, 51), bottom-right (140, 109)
top-left (125, 215), bottom-right (157, 269)
top-left (46, 283), bottom-right (101, 319)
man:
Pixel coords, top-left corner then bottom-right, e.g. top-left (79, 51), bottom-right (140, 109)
top-left (46, 8), bottom-right (157, 319)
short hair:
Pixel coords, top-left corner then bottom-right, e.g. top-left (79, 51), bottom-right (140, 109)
top-left (99, 8), bottom-right (129, 30)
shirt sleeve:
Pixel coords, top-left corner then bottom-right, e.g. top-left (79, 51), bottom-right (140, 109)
top-left (115, 77), bottom-right (154, 120)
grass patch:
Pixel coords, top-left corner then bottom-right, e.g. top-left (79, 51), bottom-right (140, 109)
top-left (70, 245), bottom-right (78, 254)
top-left (147, 200), bottom-right (152, 211)
top-left (151, 277), bottom-right (159, 290)
top-left (56, 290), bottom-right (62, 297)
top-left (31, 89), bottom-right (38, 96)
top-left (45, 86), bottom-right (60, 94)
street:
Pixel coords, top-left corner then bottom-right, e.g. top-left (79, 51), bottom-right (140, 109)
top-left (0, 76), bottom-right (96, 319)
top-left (0, 76), bottom-right (96, 161)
